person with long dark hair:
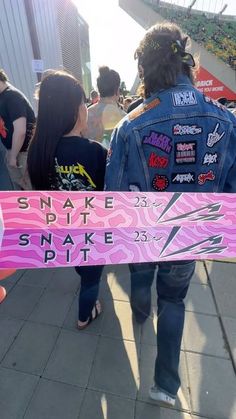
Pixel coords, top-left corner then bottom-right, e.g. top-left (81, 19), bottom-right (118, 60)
top-left (28, 70), bottom-right (107, 329)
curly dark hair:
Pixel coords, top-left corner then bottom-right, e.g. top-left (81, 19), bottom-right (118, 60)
top-left (135, 23), bottom-right (197, 98)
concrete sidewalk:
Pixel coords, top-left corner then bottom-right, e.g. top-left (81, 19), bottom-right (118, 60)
top-left (0, 261), bottom-right (235, 419)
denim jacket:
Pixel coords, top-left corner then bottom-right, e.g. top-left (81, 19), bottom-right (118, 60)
top-left (105, 75), bottom-right (236, 193)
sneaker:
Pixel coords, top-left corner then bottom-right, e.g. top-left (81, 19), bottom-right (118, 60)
top-left (149, 385), bottom-right (176, 407)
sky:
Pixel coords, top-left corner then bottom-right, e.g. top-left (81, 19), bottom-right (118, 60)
top-left (76, 0), bottom-right (236, 91)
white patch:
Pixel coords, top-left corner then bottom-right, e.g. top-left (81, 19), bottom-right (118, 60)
top-left (172, 91), bottom-right (197, 107)
top-left (207, 123), bottom-right (225, 147)
top-left (203, 153), bottom-right (218, 165)
top-left (173, 124), bottom-right (202, 135)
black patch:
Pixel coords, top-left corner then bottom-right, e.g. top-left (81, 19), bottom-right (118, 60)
top-left (152, 175), bottom-right (169, 191)
top-left (174, 141), bottom-right (197, 165)
top-left (171, 172), bottom-right (195, 184)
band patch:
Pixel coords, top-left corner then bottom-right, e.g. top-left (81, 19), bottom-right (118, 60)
top-left (173, 124), bottom-right (202, 136)
top-left (202, 152), bottom-right (218, 166)
top-left (175, 141), bottom-right (196, 164)
top-left (171, 172), bottom-right (195, 184)
top-left (207, 123), bottom-right (225, 147)
top-left (172, 91), bottom-right (197, 107)
top-left (204, 96), bottom-right (226, 111)
top-left (148, 152), bottom-right (169, 168)
top-left (129, 184), bottom-right (141, 192)
top-left (143, 131), bottom-right (172, 154)
top-left (152, 175), bottom-right (169, 191)
top-left (198, 170), bottom-right (215, 185)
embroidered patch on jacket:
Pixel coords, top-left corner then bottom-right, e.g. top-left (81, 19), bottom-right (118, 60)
top-left (128, 98), bottom-right (160, 121)
top-left (173, 124), bottom-right (202, 136)
top-left (172, 91), bottom-right (197, 107)
top-left (204, 96), bottom-right (226, 111)
top-left (152, 175), bottom-right (169, 191)
top-left (202, 152), bottom-right (219, 166)
top-left (174, 141), bottom-right (196, 164)
top-left (207, 123), bottom-right (225, 147)
top-left (198, 170), bottom-right (215, 185)
top-left (143, 131), bottom-right (172, 154)
top-left (171, 172), bottom-right (195, 184)
top-left (129, 184), bottom-right (141, 192)
top-left (148, 152), bottom-right (169, 169)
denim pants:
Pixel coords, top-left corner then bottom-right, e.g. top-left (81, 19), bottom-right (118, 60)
top-left (129, 260), bottom-right (195, 397)
top-left (75, 265), bottom-right (104, 322)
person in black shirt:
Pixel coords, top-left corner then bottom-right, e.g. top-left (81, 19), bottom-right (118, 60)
top-left (0, 69), bottom-right (35, 189)
top-left (27, 70), bottom-right (107, 329)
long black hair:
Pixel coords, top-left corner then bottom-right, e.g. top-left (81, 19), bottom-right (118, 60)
top-left (27, 70), bottom-right (86, 190)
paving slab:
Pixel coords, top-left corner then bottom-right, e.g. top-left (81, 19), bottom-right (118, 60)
top-left (135, 401), bottom-right (192, 419)
top-left (79, 389), bottom-right (135, 419)
top-left (185, 283), bottom-right (217, 315)
top-left (0, 285), bottom-right (44, 319)
top-left (19, 268), bottom-right (56, 288)
top-left (28, 288), bottom-right (75, 327)
top-left (100, 300), bottom-right (141, 342)
top-left (44, 329), bottom-right (98, 386)
top-left (205, 261), bottom-right (236, 318)
top-left (0, 269), bottom-right (25, 292)
top-left (0, 318), bottom-right (24, 362)
top-left (221, 316), bottom-right (236, 367)
top-left (110, 273), bottom-right (130, 302)
top-left (183, 312), bottom-right (229, 358)
top-left (186, 352), bottom-right (236, 419)
top-left (99, 270), bottom-right (115, 301)
top-left (192, 262), bottom-right (208, 284)
top-left (137, 345), bottom-right (190, 411)
top-left (2, 322), bottom-right (60, 375)
top-left (24, 378), bottom-right (84, 419)
top-left (46, 267), bottom-right (80, 293)
top-left (0, 367), bottom-right (39, 419)
top-left (88, 336), bottom-right (139, 399)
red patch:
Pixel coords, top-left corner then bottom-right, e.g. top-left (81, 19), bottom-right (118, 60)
top-left (198, 170), bottom-right (215, 185)
top-left (148, 152), bottom-right (168, 169)
top-left (152, 175), bottom-right (169, 191)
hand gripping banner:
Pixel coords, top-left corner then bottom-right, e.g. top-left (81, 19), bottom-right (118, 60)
top-left (0, 191), bottom-right (236, 269)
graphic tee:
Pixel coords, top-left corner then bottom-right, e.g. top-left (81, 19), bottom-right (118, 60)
top-left (0, 85), bottom-right (36, 151)
top-left (50, 136), bottom-right (107, 191)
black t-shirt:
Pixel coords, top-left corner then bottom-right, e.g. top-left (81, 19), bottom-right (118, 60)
top-left (0, 85), bottom-right (36, 151)
top-left (50, 136), bottom-right (107, 191)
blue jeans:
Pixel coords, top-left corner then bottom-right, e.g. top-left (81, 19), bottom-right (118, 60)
top-left (75, 265), bottom-right (104, 322)
top-left (129, 260), bottom-right (195, 397)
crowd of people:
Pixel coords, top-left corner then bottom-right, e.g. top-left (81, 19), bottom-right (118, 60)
top-left (0, 22), bottom-right (236, 409)
top-left (147, 0), bottom-right (236, 69)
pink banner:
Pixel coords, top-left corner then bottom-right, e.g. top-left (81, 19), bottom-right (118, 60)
top-left (0, 191), bottom-right (236, 269)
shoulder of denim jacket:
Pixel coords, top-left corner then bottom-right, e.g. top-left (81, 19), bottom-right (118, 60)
top-left (128, 98), bottom-right (161, 122)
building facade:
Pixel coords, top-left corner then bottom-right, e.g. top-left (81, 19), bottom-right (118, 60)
top-left (0, 0), bottom-right (92, 108)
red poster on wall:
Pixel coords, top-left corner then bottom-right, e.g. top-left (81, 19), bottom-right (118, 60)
top-left (196, 66), bottom-right (236, 100)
